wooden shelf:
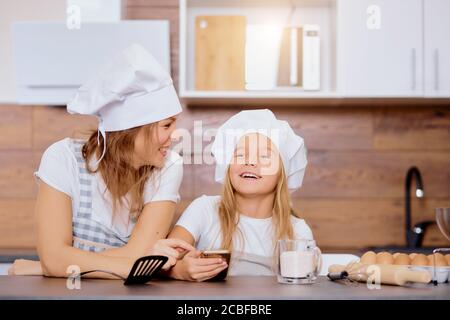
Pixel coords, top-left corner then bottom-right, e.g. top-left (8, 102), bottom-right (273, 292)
top-left (179, 0), bottom-right (338, 105)
top-left (180, 90), bottom-right (341, 98)
top-left (179, 0), bottom-right (450, 105)
top-left (179, 94), bottom-right (450, 107)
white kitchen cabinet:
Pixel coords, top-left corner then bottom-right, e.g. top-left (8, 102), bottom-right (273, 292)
top-left (12, 21), bottom-right (171, 105)
top-left (337, 0), bottom-right (424, 97)
top-left (179, 0), bottom-right (341, 105)
top-left (424, 0), bottom-right (450, 97)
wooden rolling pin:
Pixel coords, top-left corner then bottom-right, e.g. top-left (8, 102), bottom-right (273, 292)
top-left (328, 263), bottom-right (431, 286)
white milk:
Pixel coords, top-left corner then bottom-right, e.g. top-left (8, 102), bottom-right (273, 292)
top-left (280, 250), bottom-right (315, 278)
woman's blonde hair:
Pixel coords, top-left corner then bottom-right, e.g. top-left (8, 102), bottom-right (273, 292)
top-left (217, 159), bottom-right (296, 252)
top-left (82, 124), bottom-right (158, 220)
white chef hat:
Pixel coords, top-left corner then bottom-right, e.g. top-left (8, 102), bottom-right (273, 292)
top-left (67, 43), bottom-right (182, 166)
top-left (211, 109), bottom-right (307, 191)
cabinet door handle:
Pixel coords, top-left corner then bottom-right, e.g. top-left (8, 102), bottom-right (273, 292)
top-left (411, 48), bottom-right (416, 91)
top-left (434, 49), bottom-right (439, 91)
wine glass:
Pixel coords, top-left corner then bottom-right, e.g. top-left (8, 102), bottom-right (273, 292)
top-left (432, 208), bottom-right (450, 285)
top-left (436, 208), bottom-right (450, 241)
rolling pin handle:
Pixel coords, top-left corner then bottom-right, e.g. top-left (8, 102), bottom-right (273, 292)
top-left (327, 271), bottom-right (348, 281)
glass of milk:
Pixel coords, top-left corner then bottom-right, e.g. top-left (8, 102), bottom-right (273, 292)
top-left (276, 239), bottom-right (322, 284)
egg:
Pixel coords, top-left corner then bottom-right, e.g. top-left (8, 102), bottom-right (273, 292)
top-left (445, 254), bottom-right (450, 266)
top-left (409, 253), bottom-right (418, 260)
top-left (411, 253), bottom-right (428, 266)
top-left (376, 252), bottom-right (394, 265)
top-left (393, 253), bottom-right (410, 265)
top-left (427, 253), bottom-right (448, 267)
top-left (360, 251), bottom-right (377, 264)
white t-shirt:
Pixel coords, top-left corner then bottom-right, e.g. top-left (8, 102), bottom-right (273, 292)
top-left (176, 195), bottom-right (314, 276)
top-left (34, 138), bottom-right (183, 240)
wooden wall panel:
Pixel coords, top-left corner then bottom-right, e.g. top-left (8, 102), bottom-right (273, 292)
top-left (125, 0), bottom-right (178, 7)
top-left (33, 106), bottom-right (97, 151)
top-left (275, 108), bottom-right (374, 151)
top-left (0, 105), bottom-right (32, 149)
top-left (374, 107), bottom-right (450, 150)
top-left (1, 111), bottom-right (450, 250)
top-left (293, 198), bottom-right (449, 248)
top-left (179, 159), bottom-right (195, 200)
top-left (0, 0), bottom-right (449, 249)
top-left (0, 150), bottom-right (37, 199)
top-left (173, 197), bottom-right (449, 249)
top-left (189, 150), bottom-right (450, 199)
top-left (299, 151), bottom-right (450, 198)
top-left (0, 200), bottom-right (36, 248)
top-left (121, 0), bottom-right (450, 250)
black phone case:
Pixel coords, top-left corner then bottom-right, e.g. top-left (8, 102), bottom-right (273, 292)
top-left (201, 252), bottom-right (231, 281)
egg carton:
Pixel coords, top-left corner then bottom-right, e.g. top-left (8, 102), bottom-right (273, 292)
top-left (362, 264), bottom-right (450, 284)
top-left (408, 265), bottom-right (450, 284)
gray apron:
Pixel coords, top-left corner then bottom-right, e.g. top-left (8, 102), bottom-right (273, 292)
top-left (71, 139), bottom-right (131, 252)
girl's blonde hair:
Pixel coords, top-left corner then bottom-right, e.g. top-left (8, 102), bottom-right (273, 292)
top-left (82, 124), bottom-right (158, 220)
top-left (217, 159), bottom-right (296, 252)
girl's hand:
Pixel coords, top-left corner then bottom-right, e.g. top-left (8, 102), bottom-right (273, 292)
top-left (151, 238), bottom-right (196, 270)
top-left (170, 250), bottom-right (228, 282)
top-left (8, 259), bottom-right (43, 276)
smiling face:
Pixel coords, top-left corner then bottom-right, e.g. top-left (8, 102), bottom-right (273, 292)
top-left (229, 133), bottom-right (281, 197)
top-left (133, 115), bottom-right (178, 169)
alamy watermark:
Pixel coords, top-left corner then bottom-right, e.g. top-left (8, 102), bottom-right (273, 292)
top-left (66, 265), bottom-right (81, 290)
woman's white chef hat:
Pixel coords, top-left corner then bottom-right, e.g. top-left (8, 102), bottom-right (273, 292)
top-left (211, 109), bottom-right (308, 191)
top-left (67, 43), bottom-right (182, 166)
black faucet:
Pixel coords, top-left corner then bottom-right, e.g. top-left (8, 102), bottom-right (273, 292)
top-left (405, 167), bottom-right (434, 248)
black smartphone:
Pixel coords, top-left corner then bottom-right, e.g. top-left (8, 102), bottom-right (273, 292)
top-left (200, 249), bottom-right (231, 281)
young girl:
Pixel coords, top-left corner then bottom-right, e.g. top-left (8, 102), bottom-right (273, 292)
top-left (8, 44), bottom-right (194, 278)
top-left (168, 109), bottom-right (314, 281)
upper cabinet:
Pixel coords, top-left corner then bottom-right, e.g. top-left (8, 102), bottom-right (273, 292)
top-left (12, 21), bottom-right (171, 105)
top-left (424, 0), bottom-right (450, 97)
top-left (179, 0), bottom-right (450, 105)
top-left (337, 0), bottom-right (424, 97)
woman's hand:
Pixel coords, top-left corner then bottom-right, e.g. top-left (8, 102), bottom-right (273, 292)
top-left (169, 250), bottom-right (228, 282)
top-left (151, 238), bottom-right (196, 270)
top-left (6, 239), bottom-right (192, 276)
top-left (8, 259), bottom-right (43, 276)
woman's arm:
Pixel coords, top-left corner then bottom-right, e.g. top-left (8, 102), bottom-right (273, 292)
top-left (34, 182), bottom-right (191, 278)
top-left (8, 259), bottom-right (43, 276)
top-left (35, 182), bottom-right (135, 278)
top-left (100, 201), bottom-right (177, 259)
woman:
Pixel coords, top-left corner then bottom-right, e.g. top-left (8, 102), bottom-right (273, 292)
top-left (9, 44), bottom-right (194, 278)
top-left (167, 109), bottom-right (314, 281)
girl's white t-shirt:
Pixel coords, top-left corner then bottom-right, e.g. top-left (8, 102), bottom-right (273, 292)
top-left (34, 138), bottom-right (183, 239)
top-left (175, 195), bottom-right (314, 276)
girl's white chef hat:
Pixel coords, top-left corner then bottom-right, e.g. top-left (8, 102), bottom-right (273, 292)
top-left (67, 43), bottom-right (182, 166)
top-left (211, 109), bottom-right (307, 191)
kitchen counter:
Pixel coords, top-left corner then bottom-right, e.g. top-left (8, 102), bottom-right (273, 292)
top-left (0, 276), bottom-right (448, 300)
top-left (0, 249), bottom-right (38, 263)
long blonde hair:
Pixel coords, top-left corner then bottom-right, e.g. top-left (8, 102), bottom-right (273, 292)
top-left (217, 161), bottom-right (295, 252)
top-left (82, 124), bottom-right (157, 220)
